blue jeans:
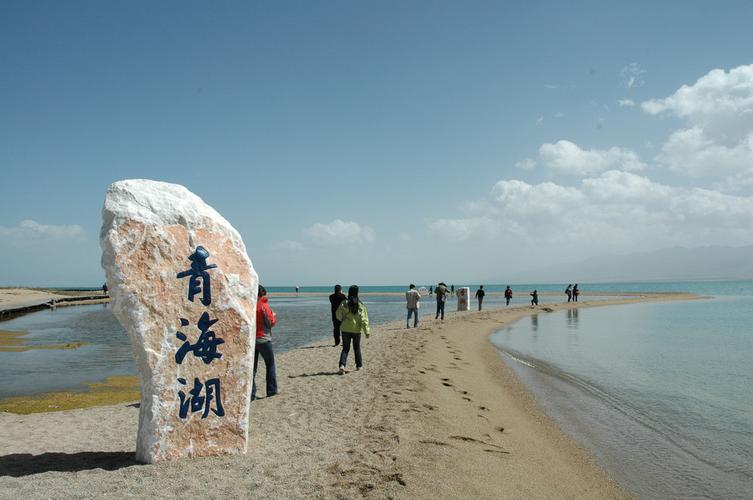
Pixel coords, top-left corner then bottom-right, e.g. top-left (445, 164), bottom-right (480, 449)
top-left (435, 300), bottom-right (445, 319)
top-left (339, 332), bottom-right (362, 368)
top-left (252, 341), bottom-right (277, 399)
top-left (407, 308), bottom-right (419, 327)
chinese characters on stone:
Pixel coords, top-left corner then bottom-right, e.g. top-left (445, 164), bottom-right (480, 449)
top-left (176, 245), bottom-right (217, 306)
top-left (175, 246), bottom-right (225, 419)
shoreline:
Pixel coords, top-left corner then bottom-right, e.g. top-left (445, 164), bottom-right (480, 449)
top-left (0, 293), bottom-right (695, 497)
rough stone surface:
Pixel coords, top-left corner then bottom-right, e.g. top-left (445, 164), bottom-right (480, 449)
top-left (456, 287), bottom-right (470, 311)
top-left (100, 179), bottom-right (258, 463)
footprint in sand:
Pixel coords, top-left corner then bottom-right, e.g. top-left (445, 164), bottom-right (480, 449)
top-left (419, 439), bottom-right (453, 447)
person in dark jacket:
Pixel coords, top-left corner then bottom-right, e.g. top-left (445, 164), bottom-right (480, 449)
top-left (329, 284), bottom-right (347, 346)
top-left (435, 282), bottom-right (449, 320)
top-left (504, 286), bottom-right (513, 306)
top-left (530, 289), bottom-right (539, 307)
top-left (475, 285), bottom-right (486, 311)
top-left (252, 285), bottom-right (278, 400)
top-left (573, 284), bottom-right (580, 302)
top-left (565, 284), bottom-right (573, 302)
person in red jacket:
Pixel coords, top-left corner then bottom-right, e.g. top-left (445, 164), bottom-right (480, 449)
top-left (252, 285), bottom-right (278, 400)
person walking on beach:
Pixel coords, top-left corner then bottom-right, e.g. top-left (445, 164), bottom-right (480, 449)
top-left (573, 284), bottom-right (580, 302)
top-left (252, 285), bottom-right (278, 400)
top-left (504, 285), bottom-right (513, 306)
top-left (102, 283), bottom-right (108, 296)
top-left (530, 289), bottom-right (539, 307)
top-left (405, 284), bottom-right (421, 328)
top-left (565, 284), bottom-right (572, 303)
top-left (475, 285), bottom-right (485, 311)
top-left (329, 284), bottom-right (347, 346)
top-left (336, 285), bottom-right (369, 374)
top-left (450, 284), bottom-right (455, 296)
top-left (429, 285), bottom-right (433, 296)
top-left (435, 282), bottom-right (449, 319)
top-left (295, 285), bottom-right (299, 295)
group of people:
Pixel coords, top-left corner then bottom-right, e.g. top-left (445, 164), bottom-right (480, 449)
top-left (251, 281), bottom-right (583, 399)
top-left (329, 284), bottom-right (370, 374)
top-left (252, 283), bottom-right (372, 400)
top-left (564, 284), bottom-right (580, 302)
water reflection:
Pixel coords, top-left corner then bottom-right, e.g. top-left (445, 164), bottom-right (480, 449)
top-left (530, 314), bottom-right (539, 342)
top-left (566, 308), bottom-right (579, 328)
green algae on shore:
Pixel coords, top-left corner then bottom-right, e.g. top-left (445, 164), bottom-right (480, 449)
top-left (0, 375), bottom-right (140, 414)
top-left (0, 329), bottom-right (90, 352)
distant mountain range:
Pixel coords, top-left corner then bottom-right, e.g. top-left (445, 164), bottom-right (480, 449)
top-left (504, 246), bottom-right (753, 283)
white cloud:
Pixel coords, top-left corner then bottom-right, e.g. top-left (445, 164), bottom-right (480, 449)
top-left (642, 63), bottom-right (753, 184)
top-left (536, 116), bottom-right (544, 125)
top-left (514, 158), bottom-right (537, 170)
top-left (620, 62), bottom-right (646, 89)
top-left (618, 98), bottom-right (635, 107)
top-left (538, 140), bottom-right (646, 176)
top-left (544, 83), bottom-right (560, 89)
top-left (304, 219), bottom-right (375, 246)
top-left (427, 172), bottom-right (753, 251)
top-left (0, 220), bottom-right (84, 243)
top-left (655, 127), bottom-right (753, 178)
top-left (554, 111), bottom-right (565, 118)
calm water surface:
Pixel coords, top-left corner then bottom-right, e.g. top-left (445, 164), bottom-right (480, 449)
top-left (491, 291), bottom-right (753, 499)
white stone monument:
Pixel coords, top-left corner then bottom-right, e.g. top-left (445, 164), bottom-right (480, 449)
top-left (456, 287), bottom-right (470, 311)
top-left (100, 179), bottom-right (258, 463)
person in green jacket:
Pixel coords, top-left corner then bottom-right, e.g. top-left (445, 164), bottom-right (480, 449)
top-left (336, 285), bottom-right (369, 374)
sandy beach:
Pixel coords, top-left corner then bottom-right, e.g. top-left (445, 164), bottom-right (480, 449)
top-left (0, 294), bottom-right (693, 498)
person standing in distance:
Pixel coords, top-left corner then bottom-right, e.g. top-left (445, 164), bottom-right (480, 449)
top-left (573, 284), bottom-right (580, 302)
top-left (329, 284), bottom-right (347, 346)
top-left (530, 289), bottom-right (539, 307)
top-left (435, 282), bottom-right (449, 320)
top-left (336, 285), bottom-right (370, 374)
top-left (405, 284), bottom-right (421, 328)
top-left (565, 284), bottom-right (573, 302)
top-left (475, 285), bottom-right (485, 311)
top-left (504, 285), bottom-right (513, 306)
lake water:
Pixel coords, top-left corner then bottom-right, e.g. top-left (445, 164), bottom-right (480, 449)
top-left (490, 281), bottom-right (753, 499)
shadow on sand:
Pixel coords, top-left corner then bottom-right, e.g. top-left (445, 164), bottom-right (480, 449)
top-left (288, 371), bottom-right (342, 378)
top-left (0, 451), bottom-right (139, 477)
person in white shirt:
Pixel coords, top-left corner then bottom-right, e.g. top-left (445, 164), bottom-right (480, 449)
top-left (405, 284), bottom-right (421, 328)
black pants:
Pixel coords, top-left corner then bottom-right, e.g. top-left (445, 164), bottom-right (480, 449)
top-left (332, 318), bottom-right (341, 345)
top-left (505, 297), bottom-right (511, 306)
top-left (339, 332), bottom-right (362, 368)
top-left (252, 341), bottom-right (277, 399)
top-left (435, 300), bottom-right (445, 319)
top-left (478, 297), bottom-right (483, 311)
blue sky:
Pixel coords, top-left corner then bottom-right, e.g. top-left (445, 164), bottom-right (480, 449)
top-left (2, 1), bottom-right (753, 286)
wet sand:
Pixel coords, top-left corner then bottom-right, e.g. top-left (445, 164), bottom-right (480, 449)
top-left (0, 293), bottom-right (693, 498)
